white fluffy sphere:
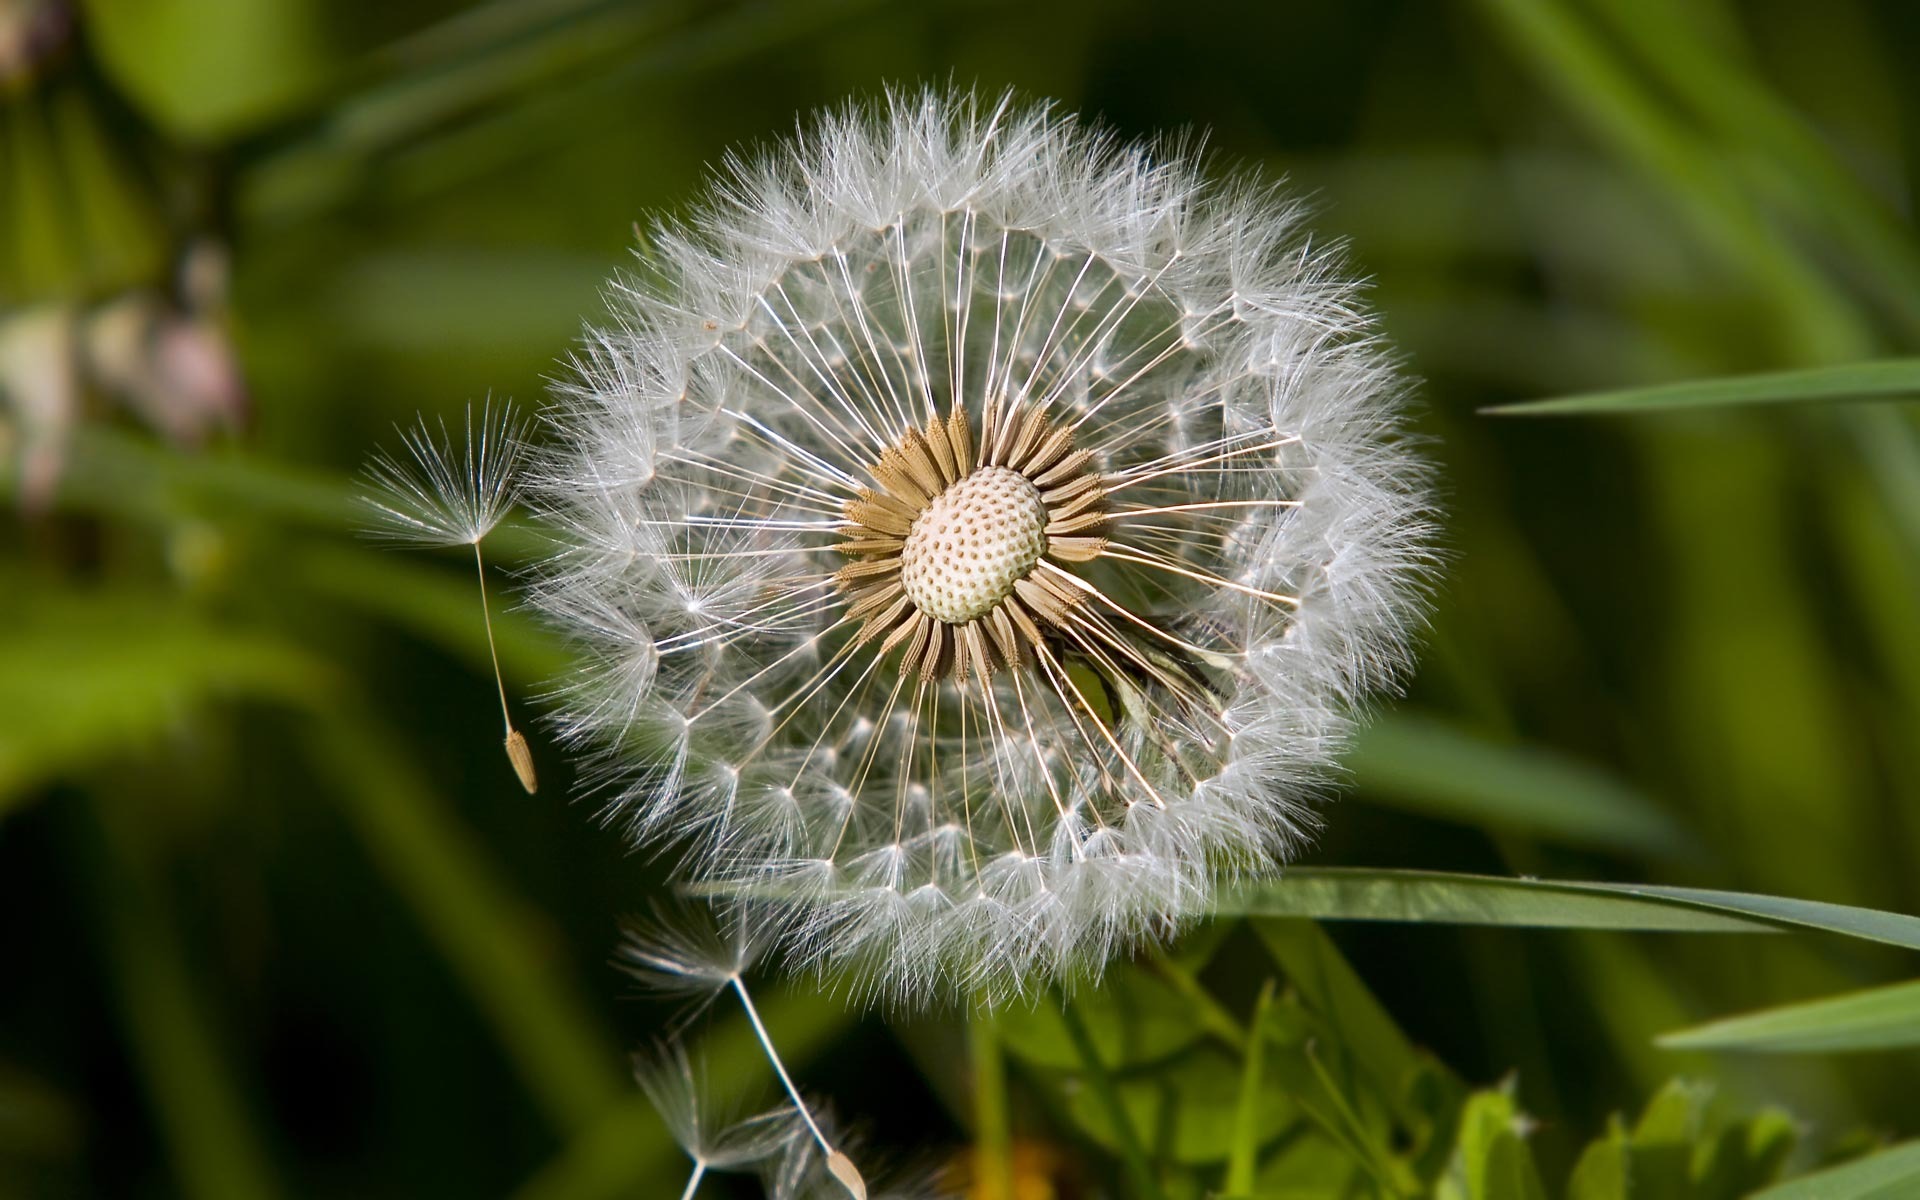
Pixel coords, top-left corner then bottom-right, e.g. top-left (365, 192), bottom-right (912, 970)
top-left (531, 89), bottom-right (1436, 1004)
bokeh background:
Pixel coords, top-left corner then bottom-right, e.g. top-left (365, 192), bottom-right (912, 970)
top-left (6, 0), bottom-right (1920, 1196)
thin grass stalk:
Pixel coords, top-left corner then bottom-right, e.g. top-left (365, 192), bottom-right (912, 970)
top-left (80, 795), bottom-right (285, 1200)
top-left (306, 712), bottom-right (624, 1131)
top-left (1057, 993), bottom-right (1164, 1200)
top-left (968, 1011), bottom-right (1015, 1200)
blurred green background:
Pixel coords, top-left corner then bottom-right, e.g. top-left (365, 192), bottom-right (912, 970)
top-left (6, 0), bottom-right (1920, 1196)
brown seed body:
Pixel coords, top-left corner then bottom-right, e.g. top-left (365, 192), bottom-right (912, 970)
top-left (834, 403), bottom-right (1109, 680)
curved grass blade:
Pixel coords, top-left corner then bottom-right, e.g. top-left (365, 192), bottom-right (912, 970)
top-left (1220, 869), bottom-right (1920, 952)
top-left (1750, 1141), bottom-right (1920, 1200)
top-left (1658, 978), bottom-right (1920, 1054)
top-left (1482, 359), bottom-right (1920, 417)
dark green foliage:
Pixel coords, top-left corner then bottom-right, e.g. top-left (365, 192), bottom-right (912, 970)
top-left (6, 0), bottom-right (1920, 1196)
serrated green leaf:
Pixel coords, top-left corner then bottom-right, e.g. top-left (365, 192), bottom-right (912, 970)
top-left (1347, 713), bottom-right (1692, 857)
top-left (1566, 1118), bottom-right (1629, 1200)
top-left (1696, 1109), bottom-right (1796, 1200)
top-left (1627, 1079), bottom-right (1711, 1200)
top-left (1483, 359), bottom-right (1920, 416)
top-left (1659, 978), bottom-right (1920, 1054)
top-left (1484, 1131), bottom-right (1550, 1200)
top-left (1440, 1087), bottom-right (1544, 1200)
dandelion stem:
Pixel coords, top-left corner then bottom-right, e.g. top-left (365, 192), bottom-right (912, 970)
top-left (677, 1160), bottom-right (706, 1200)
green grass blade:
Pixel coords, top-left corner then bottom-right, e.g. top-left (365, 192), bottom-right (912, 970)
top-left (1250, 920), bottom-right (1427, 1117)
top-left (1658, 978), bottom-right (1920, 1054)
top-left (1348, 713), bottom-right (1692, 857)
top-left (1223, 980), bottom-right (1277, 1196)
top-left (1221, 869), bottom-right (1920, 950)
top-left (290, 541), bottom-right (577, 682)
top-left (1586, 0), bottom-right (1920, 337)
top-left (1482, 359), bottom-right (1920, 416)
top-left (82, 801), bottom-right (285, 1200)
top-left (969, 1010), bottom-right (1016, 1200)
top-left (7, 426), bottom-right (551, 562)
top-left (1751, 1141), bottom-right (1920, 1200)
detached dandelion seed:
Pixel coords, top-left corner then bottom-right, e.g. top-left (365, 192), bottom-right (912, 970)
top-left (619, 915), bottom-right (870, 1197)
top-left (633, 1040), bottom-right (805, 1200)
top-left (538, 88), bottom-right (1435, 1004)
top-left (363, 399), bottom-right (540, 793)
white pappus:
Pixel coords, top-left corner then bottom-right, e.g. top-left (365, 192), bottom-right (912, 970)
top-left (529, 88), bottom-right (1437, 1005)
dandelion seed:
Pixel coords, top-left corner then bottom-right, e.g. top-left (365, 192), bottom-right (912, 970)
top-left (538, 88), bottom-right (1436, 1004)
top-left (619, 914), bottom-right (867, 1197)
top-left (634, 1039), bottom-right (803, 1200)
top-left (362, 399), bottom-right (540, 793)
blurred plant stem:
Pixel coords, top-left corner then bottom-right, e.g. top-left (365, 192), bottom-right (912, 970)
top-left (968, 1012), bottom-right (1015, 1200)
top-left (1222, 979), bottom-right (1276, 1196)
top-left (1057, 993), bottom-right (1164, 1200)
top-left (34, 425), bottom-right (551, 562)
top-left (306, 712), bottom-right (625, 1131)
top-left (242, 0), bottom-right (894, 226)
top-left (79, 794), bottom-right (285, 1200)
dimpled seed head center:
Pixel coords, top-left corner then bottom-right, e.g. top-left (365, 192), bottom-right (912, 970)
top-left (900, 466), bottom-right (1049, 624)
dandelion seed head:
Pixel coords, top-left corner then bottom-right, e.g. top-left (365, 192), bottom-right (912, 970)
top-left (535, 88), bottom-right (1437, 1005)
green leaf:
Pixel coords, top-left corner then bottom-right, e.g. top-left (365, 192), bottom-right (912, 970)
top-left (1750, 1141), bottom-right (1920, 1200)
top-left (1481, 359), bottom-right (1920, 416)
top-left (289, 542), bottom-right (576, 683)
top-left (1625, 1079), bottom-right (1710, 1200)
top-left (1658, 978), bottom-right (1920, 1054)
top-left (1438, 1086), bottom-right (1545, 1200)
top-left (1221, 869), bottom-right (1920, 951)
top-left (997, 962), bottom-right (1205, 1071)
top-left (0, 588), bottom-right (338, 812)
top-left (81, 799), bottom-right (285, 1200)
top-left (1696, 1109), bottom-right (1796, 1200)
top-left (11, 426), bottom-right (549, 561)
top-left (304, 716), bottom-right (626, 1134)
top-left (1250, 920), bottom-right (1436, 1122)
top-left (1565, 1118), bottom-right (1629, 1200)
top-left (1059, 1042), bottom-right (1297, 1167)
top-left (1347, 713), bottom-right (1692, 857)
top-left (81, 0), bottom-right (333, 139)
